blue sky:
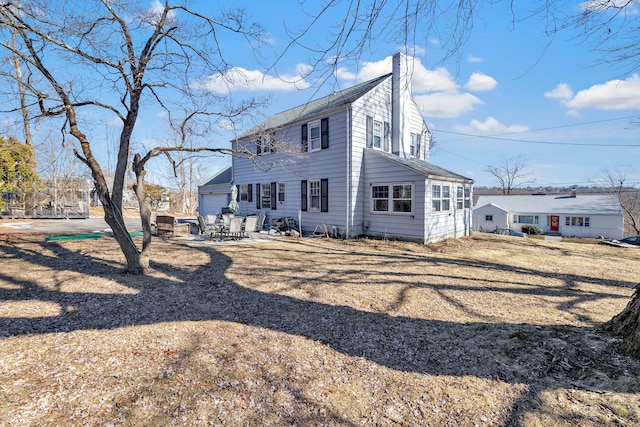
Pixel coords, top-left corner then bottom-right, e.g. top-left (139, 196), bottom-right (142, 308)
top-left (4, 1), bottom-right (640, 189)
top-left (171, 0), bottom-right (640, 189)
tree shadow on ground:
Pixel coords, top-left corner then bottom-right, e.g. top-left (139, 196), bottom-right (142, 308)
top-left (1, 236), bottom-right (638, 424)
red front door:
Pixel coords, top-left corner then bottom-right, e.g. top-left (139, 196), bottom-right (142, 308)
top-left (550, 215), bottom-right (560, 232)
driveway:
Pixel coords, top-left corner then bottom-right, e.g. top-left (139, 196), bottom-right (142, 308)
top-left (0, 217), bottom-right (143, 234)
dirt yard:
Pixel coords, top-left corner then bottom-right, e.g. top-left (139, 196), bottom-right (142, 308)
top-left (0, 231), bottom-right (639, 426)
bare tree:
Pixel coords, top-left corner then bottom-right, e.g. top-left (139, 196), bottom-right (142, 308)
top-left (592, 167), bottom-right (640, 235)
top-left (0, 0), bottom-right (272, 273)
top-left (485, 156), bottom-right (535, 195)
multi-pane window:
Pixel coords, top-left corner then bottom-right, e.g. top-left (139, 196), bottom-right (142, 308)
top-left (485, 215), bottom-right (493, 221)
top-left (515, 215), bottom-right (539, 224)
top-left (309, 121), bottom-right (321, 151)
top-left (393, 185), bottom-right (412, 212)
top-left (278, 182), bottom-right (285, 202)
top-left (240, 184), bottom-right (249, 201)
top-left (464, 187), bottom-right (471, 208)
top-left (566, 216), bottom-right (590, 227)
top-left (371, 184), bottom-right (413, 213)
top-left (372, 185), bottom-right (389, 212)
top-left (456, 186), bottom-right (464, 209)
top-left (442, 186), bottom-right (450, 211)
top-left (373, 120), bottom-right (382, 149)
top-left (262, 183), bottom-right (271, 209)
top-left (432, 184), bottom-right (450, 212)
top-left (309, 180), bottom-right (321, 211)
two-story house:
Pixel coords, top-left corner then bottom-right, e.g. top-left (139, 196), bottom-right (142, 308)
top-left (212, 53), bottom-right (473, 244)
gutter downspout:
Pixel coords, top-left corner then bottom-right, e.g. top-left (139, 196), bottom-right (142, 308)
top-left (346, 106), bottom-right (352, 238)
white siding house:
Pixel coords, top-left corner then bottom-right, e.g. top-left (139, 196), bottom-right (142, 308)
top-left (204, 53), bottom-right (473, 244)
top-left (473, 193), bottom-right (624, 238)
top-left (197, 166), bottom-right (232, 216)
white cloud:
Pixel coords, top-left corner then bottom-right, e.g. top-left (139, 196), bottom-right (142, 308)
top-left (147, 0), bottom-right (176, 25)
top-left (414, 92), bottom-right (482, 118)
top-left (544, 83), bottom-right (573, 100)
top-left (412, 66), bottom-right (459, 92)
top-left (567, 75), bottom-right (640, 110)
top-left (467, 55), bottom-right (483, 63)
top-left (456, 116), bottom-right (529, 134)
top-left (580, 0), bottom-right (640, 13)
top-left (338, 55), bottom-right (459, 92)
top-left (465, 73), bottom-right (497, 92)
top-left (547, 75), bottom-right (640, 110)
top-left (199, 67), bottom-right (312, 94)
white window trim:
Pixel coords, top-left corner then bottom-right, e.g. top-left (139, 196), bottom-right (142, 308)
top-left (308, 120), bottom-right (321, 152)
top-left (262, 183), bottom-right (271, 209)
top-left (278, 182), bottom-right (285, 203)
top-left (308, 179), bottom-right (321, 212)
top-left (432, 184), bottom-right (451, 213)
top-left (373, 120), bottom-right (382, 149)
top-left (371, 182), bottom-right (414, 215)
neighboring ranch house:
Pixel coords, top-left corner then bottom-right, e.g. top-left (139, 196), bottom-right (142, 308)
top-left (204, 53), bottom-right (473, 243)
top-left (473, 193), bottom-right (624, 238)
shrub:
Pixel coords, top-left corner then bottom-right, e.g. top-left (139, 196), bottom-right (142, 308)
top-left (521, 225), bottom-right (540, 235)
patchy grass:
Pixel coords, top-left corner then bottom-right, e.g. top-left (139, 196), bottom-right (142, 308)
top-left (0, 232), bottom-right (639, 426)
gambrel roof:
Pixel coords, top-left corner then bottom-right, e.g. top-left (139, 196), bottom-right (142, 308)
top-left (237, 74), bottom-right (391, 139)
top-left (368, 149), bottom-right (473, 183)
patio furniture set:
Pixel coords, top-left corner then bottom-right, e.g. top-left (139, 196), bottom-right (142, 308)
top-left (197, 211), bottom-right (266, 241)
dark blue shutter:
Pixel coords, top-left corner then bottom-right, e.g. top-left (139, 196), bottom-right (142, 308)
top-left (366, 116), bottom-right (373, 148)
top-left (301, 180), bottom-right (307, 212)
top-left (416, 134), bottom-right (421, 159)
top-left (248, 184), bottom-right (253, 203)
top-left (320, 179), bottom-right (328, 212)
top-left (270, 182), bottom-right (277, 210)
top-left (256, 137), bottom-right (262, 155)
top-left (301, 124), bottom-right (308, 151)
top-left (256, 183), bottom-right (261, 209)
top-left (321, 118), bottom-right (329, 149)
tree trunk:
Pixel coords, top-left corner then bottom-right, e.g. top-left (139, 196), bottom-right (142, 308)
top-left (101, 198), bottom-right (149, 274)
top-left (603, 288), bottom-right (640, 358)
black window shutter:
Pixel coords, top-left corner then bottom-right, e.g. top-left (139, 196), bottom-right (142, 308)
top-left (270, 132), bottom-right (276, 153)
top-left (301, 124), bottom-right (308, 151)
top-left (256, 137), bottom-right (262, 155)
top-left (383, 121), bottom-right (390, 152)
top-left (256, 183), bottom-right (261, 209)
top-left (320, 179), bottom-right (328, 212)
top-left (416, 134), bottom-right (421, 159)
top-left (301, 180), bottom-right (307, 212)
top-left (321, 117), bottom-right (329, 149)
top-left (270, 182), bottom-right (277, 210)
top-left (366, 116), bottom-right (373, 148)
top-left (248, 184), bottom-right (253, 203)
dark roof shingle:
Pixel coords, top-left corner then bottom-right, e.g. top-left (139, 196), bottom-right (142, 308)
top-left (368, 149), bottom-right (473, 182)
top-left (237, 74), bottom-right (391, 139)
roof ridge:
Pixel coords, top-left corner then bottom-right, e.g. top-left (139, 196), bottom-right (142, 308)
top-left (236, 73), bottom-right (391, 139)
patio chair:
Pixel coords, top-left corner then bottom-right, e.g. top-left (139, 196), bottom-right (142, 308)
top-left (227, 216), bottom-right (245, 239)
top-left (256, 211), bottom-right (266, 232)
top-left (197, 215), bottom-right (221, 240)
top-left (244, 216), bottom-right (258, 237)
